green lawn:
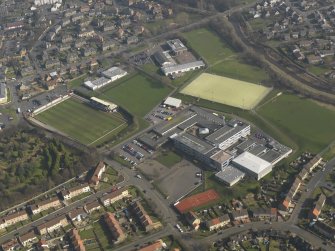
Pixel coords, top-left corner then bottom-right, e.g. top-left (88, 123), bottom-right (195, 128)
top-left (155, 150), bottom-right (182, 168)
top-left (307, 65), bottom-right (330, 77)
top-left (209, 58), bottom-right (269, 84)
top-left (36, 98), bottom-right (126, 145)
top-left (258, 94), bottom-right (335, 153)
top-left (182, 28), bottom-right (235, 65)
top-left (99, 73), bottom-right (172, 117)
top-left (68, 74), bottom-right (87, 88)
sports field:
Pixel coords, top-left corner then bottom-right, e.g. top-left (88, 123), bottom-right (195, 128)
top-left (258, 94), bottom-right (335, 153)
top-left (182, 28), bottom-right (234, 65)
top-left (99, 73), bottom-right (172, 117)
top-left (180, 73), bottom-right (271, 110)
top-left (36, 98), bottom-right (127, 145)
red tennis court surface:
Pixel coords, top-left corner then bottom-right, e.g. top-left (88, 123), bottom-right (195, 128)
top-left (174, 189), bottom-right (220, 214)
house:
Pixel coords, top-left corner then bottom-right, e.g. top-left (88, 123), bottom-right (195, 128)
top-left (279, 177), bottom-right (302, 211)
top-left (100, 188), bottom-right (129, 206)
top-left (206, 214), bottom-right (230, 231)
top-left (184, 211), bottom-right (200, 230)
top-left (126, 35), bottom-right (138, 45)
top-left (131, 201), bottom-right (154, 232)
top-left (304, 155), bottom-right (322, 172)
top-left (60, 184), bottom-right (91, 200)
top-left (104, 212), bottom-right (126, 244)
top-left (307, 54), bottom-right (323, 65)
top-left (36, 215), bottom-right (69, 235)
top-left (1, 239), bottom-right (20, 251)
top-left (251, 208), bottom-right (277, 221)
top-left (19, 231), bottom-right (38, 247)
top-left (231, 209), bottom-right (249, 222)
top-left (138, 239), bottom-right (166, 251)
top-left (313, 221), bottom-right (335, 240)
top-left (68, 228), bottom-right (86, 251)
top-left (82, 47), bottom-right (96, 57)
top-left (0, 211), bottom-right (29, 230)
top-left (84, 200), bottom-right (101, 214)
top-left (29, 197), bottom-right (62, 215)
top-left (309, 193), bottom-right (326, 220)
top-left (89, 161), bottom-right (106, 185)
top-left (68, 208), bottom-right (87, 223)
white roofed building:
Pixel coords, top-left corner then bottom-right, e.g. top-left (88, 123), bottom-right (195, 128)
top-left (232, 152), bottom-right (272, 180)
top-left (164, 97), bottom-right (182, 108)
top-left (102, 67), bottom-right (127, 81)
top-left (162, 61), bottom-right (205, 76)
top-left (215, 165), bottom-right (245, 186)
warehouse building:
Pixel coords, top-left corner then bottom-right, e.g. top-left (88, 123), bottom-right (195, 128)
top-left (161, 61), bottom-right (205, 76)
top-left (101, 67), bottom-right (127, 81)
top-left (84, 77), bottom-right (111, 90)
top-left (232, 152), bottom-right (272, 180)
top-left (163, 97), bottom-right (182, 108)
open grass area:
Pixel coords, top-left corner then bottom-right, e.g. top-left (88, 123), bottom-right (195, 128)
top-left (307, 65), bottom-right (330, 77)
top-left (180, 73), bottom-right (271, 110)
top-left (36, 98), bottom-right (127, 145)
top-left (99, 73), bottom-right (172, 117)
top-left (155, 150), bottom-right (182, 168)
top-left (182, 28), bottom-right (234, 65)
top-left (209, 58), bottom-right (269, 84)
top-left (68, 74), bottom-right (87, 88)
top-left (258, 94), bottom-right (335, 153)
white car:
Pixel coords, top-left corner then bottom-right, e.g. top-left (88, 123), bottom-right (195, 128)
top-left (136, 174), bottom-right (142, 179)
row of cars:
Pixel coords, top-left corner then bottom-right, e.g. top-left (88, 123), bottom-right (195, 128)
top-left (118, 139), bottom-right (155, 168)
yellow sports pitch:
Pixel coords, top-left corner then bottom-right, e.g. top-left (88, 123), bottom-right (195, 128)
top-left (180, 73), bottom-right (271, 110)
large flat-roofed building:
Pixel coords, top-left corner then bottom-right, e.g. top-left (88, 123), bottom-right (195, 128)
top-left (0, 83), bottom-right (7, 104)
top-left (163, 97), bottom-right (182, 108)
top-left (101, 67), bottom-right (127, 81)
top-left (205, 122), bottom-right (251, 150)
top-left (232, 152), bottom-right (272, 180)
top-left (84, 77), bottom-right (111, 90)
top-left (162, 61), bottom-right (205, 76)
top-left (153, 51), bottom-right (175, 67)
top-left (215, 165), bottom-right (245, 186)
top-left (90, 97), bottom-right (118, 112)
top-left (166, 39), bottom-right (187, 55)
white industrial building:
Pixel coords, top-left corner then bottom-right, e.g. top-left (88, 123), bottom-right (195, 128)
top-left (164, 97), bottom-right (182, 108)
top-left (84, 77), bottom-right (111, 90)
top-left (162, 61), bottom-right (205, 76)
top-left (232, 152), bottom-right (273, 180)
top-left (84, 67), bottom-right (127, 90)
top-left (102, 67), bottom-right (127, 81)
top-left (215, 165), bottom-right (245, 186)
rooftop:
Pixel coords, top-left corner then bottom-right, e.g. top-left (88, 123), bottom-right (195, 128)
top-left (162, 61), bottom-right (205, 75)
top-left (173, 132), bottom-right (215, 155)
top-left (102, 67), bottom-right (127, 79)
top-left (232, 152), bottom-right (272, 175)
top-left (166, 39), bottom-right (187, 52)
top-left (215, 165), bottom-right (245, 185)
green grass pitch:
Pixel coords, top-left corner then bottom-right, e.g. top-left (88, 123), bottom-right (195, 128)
top-left (36, 98), bottom-right (126, 145)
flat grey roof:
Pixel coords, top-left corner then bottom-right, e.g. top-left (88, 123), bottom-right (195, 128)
top-left (173, 132), bottom-right (214, 155)
top-left (236, 139), bottom-right (257, 152)
top-left (258, 149), bottom-right (281, 163)
top-left (167, 39), bottom-right (187, 52)
top-left (205, 123), bottom-right (249, 145)
top-left (153, 110), bottom-right (196, 136)
top-left (190, 106), bottom-right (225, 125)
top-left (215, 165), bottom-right (245, 185)
top-left (248, 144), bottom-right (267, 156)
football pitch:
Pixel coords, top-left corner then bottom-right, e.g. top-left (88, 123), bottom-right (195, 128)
top-left (180, 73), bottom-right (271, 110)
top-left (35, 98), bottom-right (127, 145)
